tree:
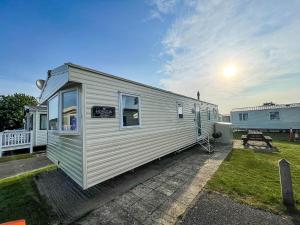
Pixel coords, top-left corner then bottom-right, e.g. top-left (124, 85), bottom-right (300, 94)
top-left (0, 93), bottom-right (38, 131)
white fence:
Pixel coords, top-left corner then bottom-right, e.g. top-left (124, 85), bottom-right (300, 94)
top-left (0, 130), bottom-right (33, 157)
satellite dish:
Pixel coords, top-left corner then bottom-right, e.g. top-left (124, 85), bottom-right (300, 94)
top-left (36, 79), bottom-right (45, 90)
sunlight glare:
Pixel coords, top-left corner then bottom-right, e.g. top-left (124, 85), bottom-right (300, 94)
top-left (223, 65), bottom-right (237, 78)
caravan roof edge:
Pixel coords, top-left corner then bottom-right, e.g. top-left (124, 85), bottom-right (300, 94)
top-left (65, 62), bottom-right (217, 107)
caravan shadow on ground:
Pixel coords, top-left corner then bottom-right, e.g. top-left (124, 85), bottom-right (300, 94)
top-left (35, 144), bottom-right (231, 224)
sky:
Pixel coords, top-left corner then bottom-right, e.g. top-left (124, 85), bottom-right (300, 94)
top-left (0, 0), bottom-right (299, 113)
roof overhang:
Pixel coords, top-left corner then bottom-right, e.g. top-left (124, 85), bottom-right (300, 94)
top-left (39, 64), bottom-right (69, 104)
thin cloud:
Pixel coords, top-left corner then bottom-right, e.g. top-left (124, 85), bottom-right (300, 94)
top-left (154, 0), bottom-right (300, 112)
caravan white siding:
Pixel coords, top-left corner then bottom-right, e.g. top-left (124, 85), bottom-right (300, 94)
top-left (69, 67), bottom-right (218, 188)
top-left (47, 132), bottom-right (83, 186)
top-left (45, 70), bottom-right (84, 187)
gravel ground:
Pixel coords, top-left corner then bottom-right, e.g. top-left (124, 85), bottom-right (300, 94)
top-left (178, 191), bottom-right (295, 225)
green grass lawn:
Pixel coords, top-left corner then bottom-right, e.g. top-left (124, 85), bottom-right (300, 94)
top-left (207, 132), bottom-right (300, 214)
top-left (0, 153), bottom-right (35, 163)
top-left (0, 165), bottom-right (57, 225)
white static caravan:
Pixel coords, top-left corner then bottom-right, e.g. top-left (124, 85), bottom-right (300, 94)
top-left (24, 105), bottom-right (48, 147)
top-left (39, 63), bottom-right (218, 189)
top-left (231, 103), bottom-right (300, 131)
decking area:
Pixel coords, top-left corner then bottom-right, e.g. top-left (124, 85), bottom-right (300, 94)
top-left (0, 130), bottom-right (33, 157)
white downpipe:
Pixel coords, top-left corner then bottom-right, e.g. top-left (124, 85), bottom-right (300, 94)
top-left (30, 131), bottom-right (33, 154)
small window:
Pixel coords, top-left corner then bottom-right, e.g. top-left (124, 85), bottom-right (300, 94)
top-left (48, 95), bottom-right (59, 130)
top-left (121, 94), bottom-right (140, 127)
top-left (243, 113), bottom-right (248, 121)
top-left (177, 103), bottom-right (183, 119)
top-left (213, 108), bottom-right (218, 120)
top-left (270, 111), bottom-right (280, 120)
top-left (239, 113), bottom-right (248, 121)
top-left (40, 114), bottom-right (47, 130)
top-left (62, 90), bottom-right (78, 131)
top-left (207, 108), bottom-right (211, 121)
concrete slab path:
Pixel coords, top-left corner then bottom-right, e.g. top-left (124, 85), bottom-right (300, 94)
top-left (74, 144), bottom-right (232, 225)
top-left (0, 153), bottom-right (52, 179)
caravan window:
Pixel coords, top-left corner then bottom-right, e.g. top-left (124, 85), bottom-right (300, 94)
top-left (239, 113), bottom-right (248, 121)
top-left (270, 111), bottom-right (280, 120)
top-left (62, 90), bottom-right (78, 131)
top-left (48, 95), bottom-right (59, 130)
top-left (177, 103), bottom-right (183, 119)
top-left (121, 94), bottom-right (140, 127)
top-left (243, 113), bottom-right (248, 121)
top-left (40, 114), bottom-right (47, 130)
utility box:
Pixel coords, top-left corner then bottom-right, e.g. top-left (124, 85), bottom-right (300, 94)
top-left (215, 122), bottom-right (233, 144)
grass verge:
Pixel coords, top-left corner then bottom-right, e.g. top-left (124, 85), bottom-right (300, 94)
top-left (0, 164), bottom-right (57, 225)
top-left (0, 153), bottom-right (35, 163)
top-left (206, 133), bottom-right (300, 215)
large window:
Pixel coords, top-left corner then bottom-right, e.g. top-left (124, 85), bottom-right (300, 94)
top-left (121, 94), bottom-right (140, 127)
top-left (48, 88), bottom-right (79, 134)
top-left (40, 114), bottom-right (47, 130)
top-left (48, 95), bottom-right (59, 130)
top-left (177, 103), bottom-right (183, 119)
top-left (270, 111), bottom-right (280, 120)
top-left (62, 90), bottom-right (78, 131)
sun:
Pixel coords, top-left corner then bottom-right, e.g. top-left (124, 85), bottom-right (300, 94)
top-left (223, 64), bottom-right (237, 78)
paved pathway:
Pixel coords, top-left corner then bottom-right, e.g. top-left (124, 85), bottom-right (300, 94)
top-left (178, 191), bottom-right (295, 225)
top-left (75, 144), bottom-right (231, 225)
top-left (0, 153), bottom-right (52, 179)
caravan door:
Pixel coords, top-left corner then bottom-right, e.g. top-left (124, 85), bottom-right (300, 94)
top-left (195, 103), bottom-right (202, 140)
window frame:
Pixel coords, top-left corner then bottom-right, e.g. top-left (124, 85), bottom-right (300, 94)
top-left (176, 102), bottom-right (184, 119)
top-left (239, 113), bottom-right (243, 121)
top-left (239, 112), bottom-right (248, 121)
top-left (48, 94), bottom-right (59, 131)
top-left (119, 92), bottom-right (141, 129)
top-left (270, 111), bottom-right (280, 120)
top-left (39, 114), bottom-right (47, 130)
top-left (47, 87), bottom-right (80, 135)
top-left (243, 113), bottom-right (248, 121)
top-left (60, 88), bottom-right (80, 134)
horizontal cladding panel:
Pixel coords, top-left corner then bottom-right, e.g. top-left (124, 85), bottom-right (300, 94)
top-left (47, 132), bottom-right (83, 186)
top-left (86, 139), bottom-right (194, 170)
top-left (87, 139), bottom-right (193, 177)
top-left (86, 128), bottom-right (195, 159)
top-left (85, 127), bottom-right (195, 147)
top-left (87, 141), bottom-right (195, 187)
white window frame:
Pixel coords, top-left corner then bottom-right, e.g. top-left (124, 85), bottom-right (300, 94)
top-left (270, 111), bottom-right (280, 120)
top-left (239, 112), bottom-right (248, 121)
top-left (176, 102), bottom-right (184, 119)
top-left (48, 87), bottom-right (80, 135)
top-left (239, 113), bottom-right (243, 121)
top-left (242, 113), bottom-right (248, 121)
top-left (39, 114), bottom-right (48, 130)
top-left (48, 94), bottom-right (59, 131)
top-left (119, 92), bottom-right (141, 129)
top-left (207, 108), bottom-right (211, 121)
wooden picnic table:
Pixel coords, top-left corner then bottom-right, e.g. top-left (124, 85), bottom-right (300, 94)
top-left (241, 130), bottom-right (273, 148)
